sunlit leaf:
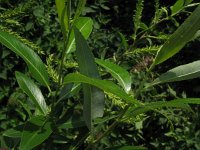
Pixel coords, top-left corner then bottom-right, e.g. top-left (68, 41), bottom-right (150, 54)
top-left (151, 60), bottom-right (200, 86)
top-left (15, 72), bottom-right (48, 115)
top-left (96, 58), bottom-right (131, 93)
top-left (66, 17), bottom-right (93, 54)
top-left (64, 73), bottom-right (140, 105)
top-left (0, 30), bottom-right (50, 90)
top-left (74, 27), bottom-right (104, 130)
top-left (151, 4), bottom-right (200, 68)
top-left (19, 116), bottom-right (53, 150)
top-left (170, 0), bottom-right (185, 15)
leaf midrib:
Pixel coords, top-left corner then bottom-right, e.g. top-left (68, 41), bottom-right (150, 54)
top-left (0, 33), bottom-right (49, 88)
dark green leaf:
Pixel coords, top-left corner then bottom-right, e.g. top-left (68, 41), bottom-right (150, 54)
top-left (151, 60), bottom-right (200, 86)
top-left (64, 73), bottom-right (140, 105)
top-left (74, 27), bottom-right (104, 130)
top-left (151, 4), bottom-right (200, 67)
top-left (66, 17), bottom-right (93, 54)
top-left (3, 125), bottom-right (24, 138)
top-left (19, 116), bottom-right (53, 150)
top-left (96, 58), bottom-right (131, 93)
top-left (15, 72), bottom-right (48, 115)
top-left (59, 83), bottom-right (81, 101)
top-left (0, 30), bottom-right (50, 90)
top-left (58, 115), bottom-right (117, 129)
top-left (118, 32), bottom-right (128, 51)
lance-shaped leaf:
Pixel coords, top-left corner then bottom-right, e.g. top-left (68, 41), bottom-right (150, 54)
top-left (170, 0), bottom-right (185, 16)
top-left (151, 60), bottom-right (200, 86)
top-left (0, 31), bottom-right (50, 90)
top-left (73, 0), bottom-right (86, 22)
top-left (19, 116), bottom-right (53, 150)
top-left (64, 73), bottom-right (140, 105)
top-left (128, 98), bottom-right (200, 117)
top-left (95, 58), bottom-right (132, 93)
top-left (58, 115), bottom-right (117, 129)
top-left (59, 83), bottom-right (81, 101)
top-left (170, 0), bottom-right (193, 16)
top-left (74, 28), bottom-right (104, 130)
top-left (15, 72), bottom-right (48, 115)
top-left (151, 4), bottom-right (200, 68)
top-left (66, 17), bottom-right (93, 54)
top-left (55, 0), bottom-right (69, 33)
top-left (3, 125), bottom-right (24, 138)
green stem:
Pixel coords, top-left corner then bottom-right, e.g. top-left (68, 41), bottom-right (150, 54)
top-left (71, 132), bottom-right (90, 150)
top-left (85, 105), bottom-right (131, 150)
top-left (52, 0), bottom-right (72, 115)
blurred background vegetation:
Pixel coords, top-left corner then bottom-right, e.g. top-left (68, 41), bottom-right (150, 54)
top-left (0, 0), bottom-right (200, 149)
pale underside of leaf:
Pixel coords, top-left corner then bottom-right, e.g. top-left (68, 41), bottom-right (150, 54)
top-left (152, 60), bottom-right (200, 86)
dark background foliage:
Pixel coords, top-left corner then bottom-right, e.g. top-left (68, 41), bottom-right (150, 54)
top-left (0, 0), bottom-right (200, 149)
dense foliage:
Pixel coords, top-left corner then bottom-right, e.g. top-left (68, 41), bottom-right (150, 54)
top-left (0, 0), bottom-right (200, 149)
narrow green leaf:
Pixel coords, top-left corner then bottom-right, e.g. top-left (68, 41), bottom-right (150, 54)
top-left (59, 83), bottom-right (81, 101)
top-left (74, 27), bottom-right (104, 130)
top-left (152, 4), bottom-right (200, 67)
top-left (58, 115), bottom-right (116, 129)
top-left (151, 60), bottom-right (200, 86)
top-left (66, 17), bottom-right (93, 54)
top-left (3, 125), bottom-right (23, 138)
top-left (105, 146), bottom-right (147, 150)
top-left (73, 0), bottom-right (86, 22)
top-left (95, 58), bottom-right (131, 93)
top-left (118, 32), bottom-right (128, 51)
top-left (15, 72), bottom-right (48, 115)
top-left (170, 0), bottom-right (184, 15)
top-left (129, 98), bottom-right (200, 117)
top-left (55, 0), bottom-right (69, 32)
top-left (185, 0), bottom-right (193, 5)
top-left (0, 30), bottom-right (50, 89)
top-left (19, 116), bottom-right (53, 150)
top-left (64, 73), bottom-right (140, 105)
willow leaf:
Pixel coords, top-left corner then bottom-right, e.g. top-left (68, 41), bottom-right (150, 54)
top-left (66, 17), bottom-right (93, 54)
top-left (152, 4), bottom-right (200, 67)
top-left (151, 60), bottom-right (200, 86)
top-left (73, 0), bottom-right (86, 22)
top-left (95, 58), bottom-right (131, 93)
top-left (19, 116), bottom-right (53, 150)
top-left (129, 98), bottom-right (200, 117)
top-left (15, 72), bottom-right (48, 115)
top-left (0, 30), bottom-right (50, 89)
top-left (74, 28), bottom-right (104, 130)
top-left (55, 0), bottom-right (69, 32)
top-left (64, 73), bottom-right (140, 105)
